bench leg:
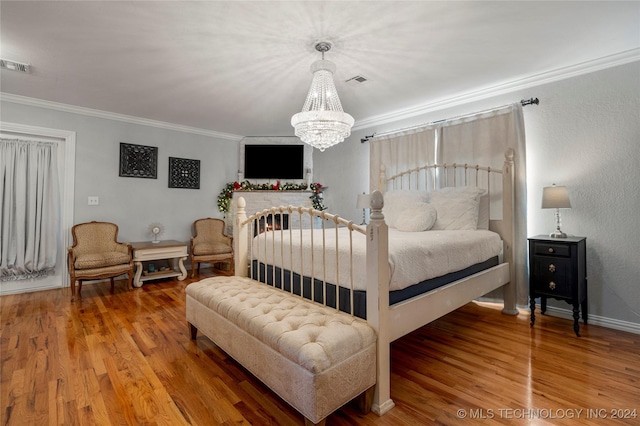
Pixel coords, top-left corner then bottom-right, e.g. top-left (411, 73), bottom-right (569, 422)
top-left (356, 385), bottom-right (375, 414)
top-left (189, 323), bottom-right (198, 340)
top-left (304, 419), bottom-right (325, 426)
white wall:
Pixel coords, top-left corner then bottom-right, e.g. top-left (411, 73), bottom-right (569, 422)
top-left (0, 101), bottom-right (239, 245)
top-left (317, 61), bottom-right (640, 328)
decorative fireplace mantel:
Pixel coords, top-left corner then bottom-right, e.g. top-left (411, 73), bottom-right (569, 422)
top-left (229, 190), bottom-right (317, 232)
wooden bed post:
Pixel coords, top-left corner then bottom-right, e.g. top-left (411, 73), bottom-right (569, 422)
top-left (366, 190), bottom-right (395, 416)
top-left (234, 196), bottom-right (248, 277)
top-left (501, 148), bottom-right (519, 315)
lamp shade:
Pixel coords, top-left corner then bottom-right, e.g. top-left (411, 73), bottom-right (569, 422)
top-left (541, 185), bottom-right (571, 209)
top-left (356, 193), bottom-right (371, 209)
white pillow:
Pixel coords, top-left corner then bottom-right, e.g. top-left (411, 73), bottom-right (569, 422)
top-left (382, 190), bottom-right (429, 228)
top-left (430, 186), bottom-right (486, 230)
top-left (477, 193), bottom-right (490, 230)
top-left (395, 202), bottom-right (438, 232)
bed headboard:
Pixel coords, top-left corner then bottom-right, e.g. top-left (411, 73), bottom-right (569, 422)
top-left (377, 149), bottom-right (514, 232)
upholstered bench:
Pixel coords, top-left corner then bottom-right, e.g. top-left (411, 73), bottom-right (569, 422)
top-left (186, 276), bottom-right (377, 426)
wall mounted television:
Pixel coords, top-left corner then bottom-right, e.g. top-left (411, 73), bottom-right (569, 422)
top-left (244, 144), bottom-right (304, 180)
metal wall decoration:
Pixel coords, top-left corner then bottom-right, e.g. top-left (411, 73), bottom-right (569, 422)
top-left (119, 142), bottom-right (158, 179)
top-left (169, 157), bottom-right (200, 189)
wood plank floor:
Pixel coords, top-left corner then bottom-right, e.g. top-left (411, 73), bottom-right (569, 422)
top-left (2, 270), bottom-right (639, 425)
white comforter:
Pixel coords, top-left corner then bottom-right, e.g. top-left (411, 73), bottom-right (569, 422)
top-left (251, 228), bottom-right (502, 292)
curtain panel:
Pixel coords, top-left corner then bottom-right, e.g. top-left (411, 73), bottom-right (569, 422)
top-left (0, 138), bottom-right (60, 281)
top-left (369, 125), bottom-right (438, 193)
top-left (440, 104), bottom-right (528, 305)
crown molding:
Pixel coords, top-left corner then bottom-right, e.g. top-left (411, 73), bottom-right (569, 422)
top-left (353, 48), bottom-right (640, 131)
top-left (0, 93), bottom-right (244, 141)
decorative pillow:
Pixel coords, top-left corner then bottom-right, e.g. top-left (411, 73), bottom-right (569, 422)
top-left (382, 190), bottom-right (429, 228)
top-left (395, 203), bottom-right (437, 232)
top-left (430, 186), bottom-right (486, 230)
top-left (477, 193), bottom-right (490, 230)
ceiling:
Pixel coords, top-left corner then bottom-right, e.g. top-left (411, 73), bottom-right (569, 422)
top-left (1, 1), bottom-right (639, 140)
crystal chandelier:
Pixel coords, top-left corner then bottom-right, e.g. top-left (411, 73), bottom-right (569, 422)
top-left (291, 41), bottom-right (354, 152)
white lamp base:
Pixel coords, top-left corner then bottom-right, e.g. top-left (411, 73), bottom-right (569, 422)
top-left (550, 208), bottom-right (567, 238)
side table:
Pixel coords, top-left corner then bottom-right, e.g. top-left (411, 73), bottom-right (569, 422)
top-left (131, 240), bottom-right (188, 287)
top-left (528, 235), bottom-right (587, 336)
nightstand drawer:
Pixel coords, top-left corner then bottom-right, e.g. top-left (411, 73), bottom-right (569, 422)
top-left (531, 257), bottom-right (572, 298)
top-left (532, 241), bottom-right (570, 257)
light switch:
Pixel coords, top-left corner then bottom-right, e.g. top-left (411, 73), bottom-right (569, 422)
top-left (88, 196), bottom-right (99, 206)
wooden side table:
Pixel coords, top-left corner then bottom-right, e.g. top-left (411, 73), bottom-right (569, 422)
top-left (131, 240), bottom-right (188, 287)
top-left (528, 235), bottom-right (587, 336)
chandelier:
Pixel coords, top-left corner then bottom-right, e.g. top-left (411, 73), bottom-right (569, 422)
top-left (291, 41), bottom-right (354, 152)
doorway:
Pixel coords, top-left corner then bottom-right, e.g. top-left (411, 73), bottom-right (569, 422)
top-left (0, 122), bottom-right (76, 294)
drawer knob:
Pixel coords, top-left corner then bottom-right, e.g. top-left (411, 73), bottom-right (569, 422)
top-left (549, 281), bottom-right (556, 290)
top-left (548, 264), bottom-right (556, 273)
top-left (548, 247), bottom-right (555, 253)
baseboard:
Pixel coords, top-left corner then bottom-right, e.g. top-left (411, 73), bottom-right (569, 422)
top-left (528, 304), bottom-right (640, 335)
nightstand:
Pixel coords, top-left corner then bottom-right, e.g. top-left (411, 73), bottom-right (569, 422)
top-left (528, 235), bottom-right (587, 336)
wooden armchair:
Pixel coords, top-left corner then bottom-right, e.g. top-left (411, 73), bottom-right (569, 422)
top-left (190, 218), bottom-right (233, 277)
top-left (67, 221), bottom-right (133, 300)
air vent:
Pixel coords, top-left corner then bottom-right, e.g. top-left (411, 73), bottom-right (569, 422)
top-left (0, 59), bottom-right (30, 73)
top-left (345, 75), bottom-right (368, 86)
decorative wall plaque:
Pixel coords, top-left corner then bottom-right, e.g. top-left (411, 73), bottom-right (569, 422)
top-left (169, 157), bottom-right (200, 189)
top-left (119, 142), bottom-right (158, 179)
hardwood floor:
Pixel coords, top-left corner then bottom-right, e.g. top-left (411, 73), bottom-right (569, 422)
top-left (2, 270), bottom-right (639, 425)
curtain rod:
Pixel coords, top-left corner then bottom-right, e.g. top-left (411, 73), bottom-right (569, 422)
top-left (360, 97), bottom-right (539, 143)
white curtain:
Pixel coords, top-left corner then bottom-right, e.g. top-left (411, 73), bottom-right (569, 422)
top-left (440, 103), bottom-right (528, 305)
top-left (369, 103), bottom-right (528, 305)
top-left (369, 125), bottom-right (438, 192)
top-left (0, 138), bottom-right (60, 281)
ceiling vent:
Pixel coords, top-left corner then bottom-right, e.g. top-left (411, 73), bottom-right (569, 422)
top-left (345, 75), bottom-right (368, 86)
top-left (0, 59), bottom-right (31, 73)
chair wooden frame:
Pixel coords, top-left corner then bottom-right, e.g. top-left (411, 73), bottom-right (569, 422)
top-left (190, 218), bottom-right (234, 277)
top-left (67, 221), bottom-right (134, 300)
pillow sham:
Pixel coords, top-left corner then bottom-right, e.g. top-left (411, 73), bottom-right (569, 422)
top-left (477, 193), bottom-right (490, 230)
top-left (395, 202), bottom-right (437, 232)
top-left (382, 190), bottom-right (429, 228)
top-left (430, 186), bottom-right (486, 230)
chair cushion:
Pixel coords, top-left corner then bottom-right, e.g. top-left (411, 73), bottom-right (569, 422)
top-left (75, 251), bottom-right (130, 269)
top-left (193, 242), bottom-right (232, 256)
top-left (73, 263), bottom-right (132, 278)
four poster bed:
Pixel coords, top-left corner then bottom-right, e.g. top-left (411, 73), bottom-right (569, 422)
top-left (225, 148), bottom-right (519, 416)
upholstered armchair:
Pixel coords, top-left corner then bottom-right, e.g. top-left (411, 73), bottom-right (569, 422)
top-left (190, 218), bottom-right (234, 277)
top-left (67, 221), bottom-right (134, 300)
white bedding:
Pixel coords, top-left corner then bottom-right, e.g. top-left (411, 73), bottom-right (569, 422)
top-left (251, 228), bottom-right (502, 292)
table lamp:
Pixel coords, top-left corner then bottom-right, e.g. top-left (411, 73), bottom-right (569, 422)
top-left (541, 184), bottom-right (571, 238)
top-left (356, 193), bottom-right (371, 225)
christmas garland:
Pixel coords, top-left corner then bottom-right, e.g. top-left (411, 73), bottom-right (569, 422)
top-left (217, 180), bottom-right (327, 213)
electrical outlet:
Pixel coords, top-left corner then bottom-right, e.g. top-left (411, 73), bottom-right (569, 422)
top-left (88, 196), bottom-right (99, 206)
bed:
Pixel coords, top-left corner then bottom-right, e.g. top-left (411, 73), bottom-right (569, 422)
top-left (232, 149), bottom-right (518, 416)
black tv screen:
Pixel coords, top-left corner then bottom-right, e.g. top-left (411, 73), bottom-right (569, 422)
top-left (244, 144), bottom-right (304, 180)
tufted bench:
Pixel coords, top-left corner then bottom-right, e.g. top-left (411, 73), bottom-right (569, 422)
top-left (186, 276), bottom-right (377, 426)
